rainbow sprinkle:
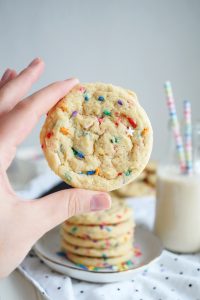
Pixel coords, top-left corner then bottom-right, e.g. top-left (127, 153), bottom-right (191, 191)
top-left (110, 137), bottom-right (120, 144)
top-left (98, 96), bottom-right (105, 101)
top-left (98, 117), bottom-right (104, 124)
top-left (95, 168), bottom-right (100, 175)
top-left (141, 127), bottom-right (148, 137)
top-left (84, 94), bottom-right (90, 101)
top-left (103, 109), bottom-right (111, 116)
top-left (78, 169), bottom-right (100, 176)
top-left (71, 111), bottom-right (78, 117)
top-left (127, 117), bottom-right (137, 128)
top-left (86, 170), bottom-right (96, 175)
top-left (46, 132), bottom-right (53, 139)
top-left (71, 226), bottom-right (78, 233)
top-left (117, 99), bottom-right (123, 105)
top-left (78, 86), bottom-right (85, 93)
top-left (72, 148), bottom-right (85, 159)
top-left (60, 127), bottom-right (69, 135)
top-left (124, 169), bottom-right (132, 176)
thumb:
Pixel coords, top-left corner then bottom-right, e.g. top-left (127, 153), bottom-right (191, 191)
top-left (29, 188), bottom-right (111, 237)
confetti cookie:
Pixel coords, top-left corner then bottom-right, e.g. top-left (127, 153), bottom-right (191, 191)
top-left (61, 239), bottom-right (133, 257)
top-left (40, 83), bottom-right (153, 191)
top-left (60, 229), bottom-right (133, 249)
top-left (62, 218), bottom-right (134, 240)
top-left (66, 251), bottom-right (134, 267)
top-left (114, 181), bottom-right (154, 198)
top-left (66, 197), bottom-right (133, 225)
top-left (146, 173), bottom-right (157, 187)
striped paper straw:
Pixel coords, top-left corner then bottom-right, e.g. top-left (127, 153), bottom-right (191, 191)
top-left (164, 81), bottom-right (186, 173)
top-left (183, 100), bottom-right (193, 174)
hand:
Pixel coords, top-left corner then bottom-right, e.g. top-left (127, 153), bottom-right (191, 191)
top-left (0, 58), bottom-right (111, 278)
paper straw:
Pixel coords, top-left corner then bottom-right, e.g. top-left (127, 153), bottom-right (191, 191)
top-left (183, 100), bottom-right (193, 174)
top-left (164, 81), bottom-right (186, 173)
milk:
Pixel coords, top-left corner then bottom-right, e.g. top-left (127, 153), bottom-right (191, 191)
top-left (154, 166), bottom-right (200, 253)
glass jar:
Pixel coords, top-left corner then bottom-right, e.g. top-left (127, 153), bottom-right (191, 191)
top-left (154, 121), bottom-right (200, 253)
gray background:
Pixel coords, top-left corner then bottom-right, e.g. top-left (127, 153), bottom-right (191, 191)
top-left (0, 0), bottom-right (200, 159)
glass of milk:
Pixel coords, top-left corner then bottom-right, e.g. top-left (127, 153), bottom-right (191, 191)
top-left (154, 122), bottom-right (200, 253)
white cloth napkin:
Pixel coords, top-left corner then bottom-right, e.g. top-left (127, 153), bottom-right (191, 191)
top-left (16, 171), bottom-right (200, 300)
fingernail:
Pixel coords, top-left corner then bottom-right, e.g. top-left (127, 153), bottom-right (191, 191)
top-left (65, 77), bottom-right (79, 85)
top-left (1, 68), bottom-right (11, 81)
top-left (28, 57), bottom-right (41, 67)
top-left (90, 194), bottom-right (111, 211)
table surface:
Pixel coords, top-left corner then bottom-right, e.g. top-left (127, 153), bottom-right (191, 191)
top-left (0, 271), bottom-right (44, 300)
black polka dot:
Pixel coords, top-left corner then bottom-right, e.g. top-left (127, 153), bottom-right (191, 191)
top-left (197, 268), bottom-right (200, 271)
top-left (174, 257), bottom-right (178, 261)
top-left (42, 292), bottom-right (45, 295)
top-left (57, 287), bottom-right (61, 290)
top-left (153, 286), bottom-right (156, 290)
top-left (45, 275), bottom-right (48, 278)
top-left (179, 272), bottom-right (183, 275)
top-left (40, 259), bottom-right (44, 264)
top-left (117, 288), bottom-right (120, 291)
top-left (80, 290), bottom-right (84, 293)
top-left (135, 289), bottom-right (139, 292)
top-left (165, 277), bottom-right (169, 280)
top-left (131, 280), bottom-right (134, 282)
top-left (189, 284), bottom-right (192, 287)
top-left (29, 253), bottom-right (34, 258)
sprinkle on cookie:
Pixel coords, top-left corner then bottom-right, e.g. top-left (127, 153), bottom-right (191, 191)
top-left (98, 96), bottom-right (105, 102)
top-left (60, 127), bottom-right (69, 135)
top-left (46, 132), bottom-right (53, 139)
top-left (72, 148), bottom-right (85, 159)
top-left (126, 127), bottom-right (135, 137)
top-left (117, 99), bottom-right (123, 105)
top-left (103, 109), bottom-right (111, 116)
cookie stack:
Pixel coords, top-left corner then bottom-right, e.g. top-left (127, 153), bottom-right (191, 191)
top-left (60, 198), bottom-right (135, 270)
top-left (112, 161), bottom-right (157, 198)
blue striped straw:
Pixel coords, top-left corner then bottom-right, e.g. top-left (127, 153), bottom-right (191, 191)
top-left (183, 100), bottom-right (193, 174)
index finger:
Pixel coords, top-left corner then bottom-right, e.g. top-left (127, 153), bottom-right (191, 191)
top-left (0, 78), bottom-right (79, 162)
top-left (0, 58), bottom-right (44, 115)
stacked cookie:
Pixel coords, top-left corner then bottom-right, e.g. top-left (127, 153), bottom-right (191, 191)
top-left (112, 161), bottom-right (157, 198)
top-left (60, 198), bottom-right (135, 270)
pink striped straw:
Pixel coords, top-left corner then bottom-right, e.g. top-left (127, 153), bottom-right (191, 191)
top-left (183, 100), bottom-right (193, 174)
top-left (164, 81), bottom-right (186, 173)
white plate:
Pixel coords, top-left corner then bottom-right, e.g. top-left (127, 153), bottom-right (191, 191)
top-left (34, 225), bottom-right (163, 283)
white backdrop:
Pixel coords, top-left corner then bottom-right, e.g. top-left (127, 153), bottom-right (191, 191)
top-left (0, 0), bottom-right (200, 159)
